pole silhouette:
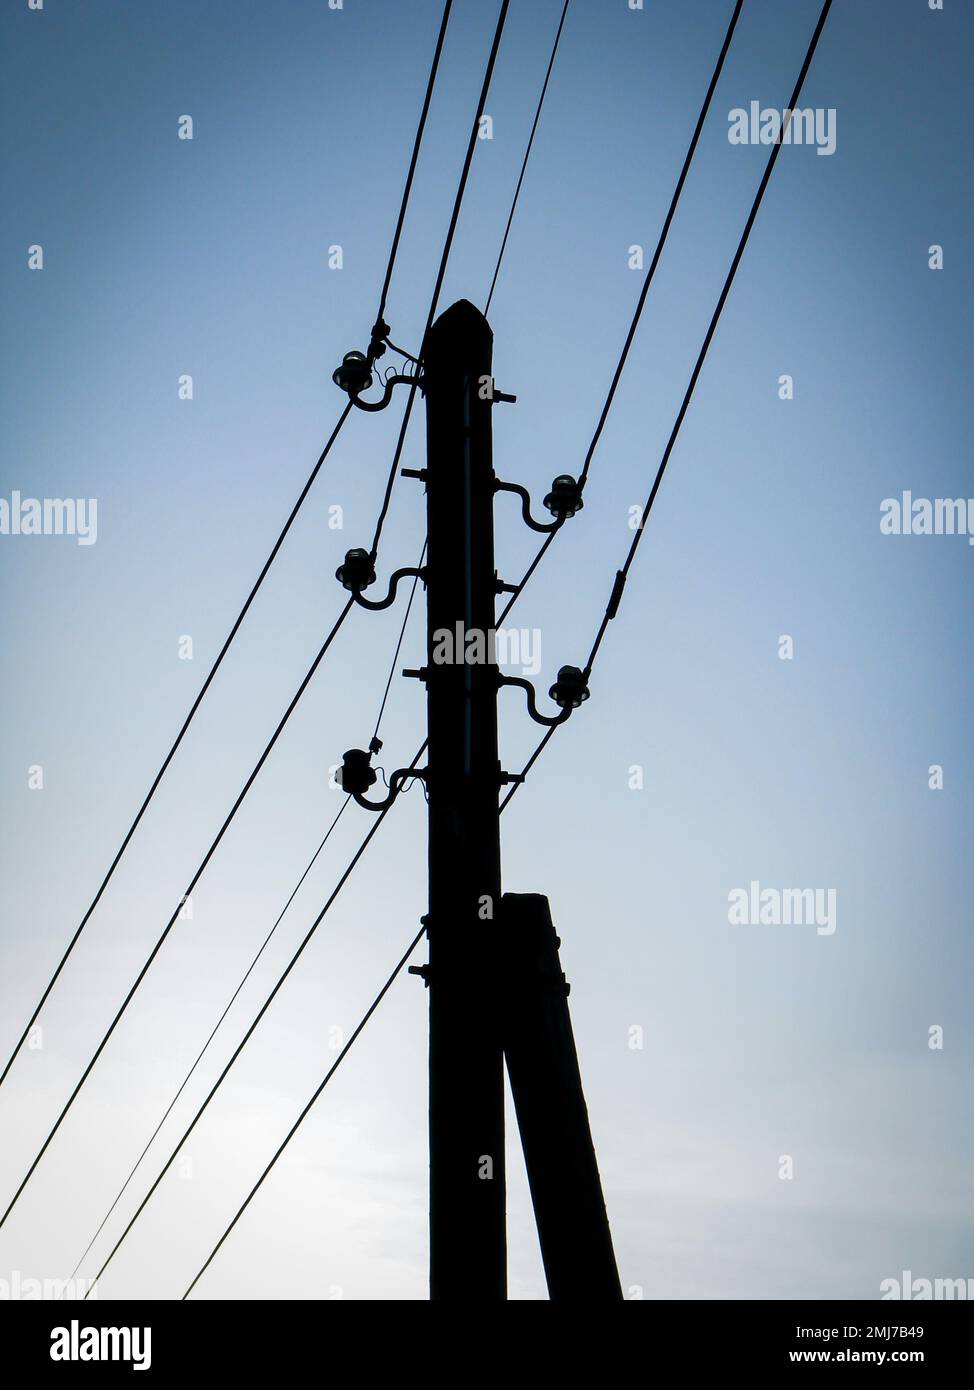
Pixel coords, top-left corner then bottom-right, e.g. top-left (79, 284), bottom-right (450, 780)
top-left (422, 300), bottom-right (507, 1300)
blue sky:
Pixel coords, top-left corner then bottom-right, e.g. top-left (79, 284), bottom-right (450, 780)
top-left (1, 0), bottom-right (971, 1299)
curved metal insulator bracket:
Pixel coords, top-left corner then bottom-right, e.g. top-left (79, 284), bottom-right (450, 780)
top-left (350, 373), bottom-right (423, 413)
top-left (352, 567), bottom-right (427, 613)
top-left (498, 675), bottom-right (572, 728)
top-left (353, 766), bottom-right (426, 812)
top-left (493, 479), bottom-right (561, 534)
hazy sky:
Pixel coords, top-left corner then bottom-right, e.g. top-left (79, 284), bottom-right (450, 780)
top-left (1, 0), bottom-right (971, 1301)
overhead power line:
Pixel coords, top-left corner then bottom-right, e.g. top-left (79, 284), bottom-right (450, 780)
top-left (369, 0), bottom-right (511, 560)
top-left (505, 0), bottom-right (835, 806)
top-left (423, 0), bottom-right (510, 342)
top-left (181, 922), bottom-right (428, 1300)
top-left (1, 0), bottom-right (506, 1226)
top-left (49, 0), bottom-right (515, 1275)
top-left (485, 0), bottom-right (571, 316)
top-left (69, 538), bottom-right (427, 1279)
top-left (374, 0), bottom-right (455, 330)
top-left (371, 540), bottom-right (428, 744)
top-left (496, 0), bottom-right (744, 623)
top-left (177, 721), bottom-right (535, 1298)
top-left (0, 2), bottom-right (459, 1098)
top-left (84, 741), bottom-right (428, 1295)
top-left (0, 599), bottom-right (356, 1231)
top-left (175, 0), bottom-right (836, 1300)
top-left (576, 0), bottom-right (743, 491)
top-left (67, 799), bottom-right (351, 1282)
top-left (44, 0), bottom-right (689, 1291)
top-left (0, 404), bottom-right (351, 1094)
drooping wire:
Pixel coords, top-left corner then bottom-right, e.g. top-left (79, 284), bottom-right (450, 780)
top-left (369, 0), bottom-right (512, 560)
top-left (494, 0), bottom-right (744, 621)
top-left (68, 799), bottom-right (351, 1280)
top-left (577, 0), bottom-right (744, 491)
top-left (0, 599), bottom-right (357, 1232)
top-left (383, 338), bottom-right (421, 368)
top-left (503, 0), bottom-right (835, 807)
top-left (0, 4), bottom-right (459, 1101)
top-left (497, 528), bottom-right (559, 626)
top-left (423, 0), bottom-right (510, 343)
top-left (83, 740), bottom-right (429, 1295)
top-left (12, 3), bottom-right (511, 1246)
top-left (500, 724), bottom-right (558, 813)
top-left (177, 713), bottom-right (535, 1298)
top-left (82, 0), bottom-right (835, 1296)
top-left (0, 0), bottom-right (468, 1208)
top-left (369, 391), bottom-right (419, 560)
top-left (484, 0), bottom-right (571, 317)
top-left (181, 922), bottom-right (427, 1300)
top-left (371, 539), bottom-right (427, 745)
top-left (69, 536), bottom-right (428, 1280)
top-left (583, 0), bottom-right (834, 677)
top-left (373, 0), bottom-right (455, 332)
top-left (0, 403), bottom-right (353, 1095)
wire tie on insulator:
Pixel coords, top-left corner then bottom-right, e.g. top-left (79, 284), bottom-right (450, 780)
top-left (367, 318), bottom-right (391, 362)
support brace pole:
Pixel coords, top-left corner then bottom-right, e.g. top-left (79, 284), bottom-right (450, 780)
top-left (502, 892), bottom-right (622, 1300)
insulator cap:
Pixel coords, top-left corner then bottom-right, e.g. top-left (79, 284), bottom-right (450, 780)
top-left (339, 748), bottom-right (377, 796)
top-left (332, 350), bottom-right (373, 395)
top-left (543, 474), bottom-right (584, 519)
top-left (549, 664), bottom-right (590, 710)
top-left (336, 547), bottom-right (376, 593)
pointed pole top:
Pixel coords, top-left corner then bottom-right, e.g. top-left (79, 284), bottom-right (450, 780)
top-left (424, 299), bottom-right (493, 366)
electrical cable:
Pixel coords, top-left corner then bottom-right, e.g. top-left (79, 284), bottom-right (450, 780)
top-left (494, 0), bottom-right (744, 621)
top-left (0, 0), bottom-right (460, 1097)
top-left (485, 0), bottom-right (571, 316)
top-left (368, 0), bottom-right (512, 560)
top-left (137, 0), bottom-right (835, 1295)
top-left (83, 740), bottom-right (428, 1294)
top-left (374, 0), bottom-right (455, 331)
top-left (67, 799), bottom-right (351, 1280)
top-left (502, 0), bottom-right (835, 808)
top-left (371, 540), bottom-right (428, 744)
top-left (176, 694), bottom-right (546, 1298)
top-left (68, 536), bottom-right (428, 1279)
top-left (0, 600), bottom-right (357, 1231)
top-left (181, 921), bottom-right (427, 1300)
top-left (0, 405), bottom-right (353, 1094)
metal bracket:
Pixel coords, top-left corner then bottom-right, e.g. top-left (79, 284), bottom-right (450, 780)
top-left (352, 765), bottom-right (425, 813)
top-left (349, 372), bottom-right (422, 413)
top-left (353, 566), bottom-right (427, 612)
top-left (498, 675), bottom-right (572, 728)
top-left (493, 479), bottom-right (561, 534)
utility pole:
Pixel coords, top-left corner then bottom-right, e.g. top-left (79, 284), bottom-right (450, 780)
top-left (422, 300), bottom-right (506, 1300)
top-left (410, 298), bottom-right (619, 1302)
